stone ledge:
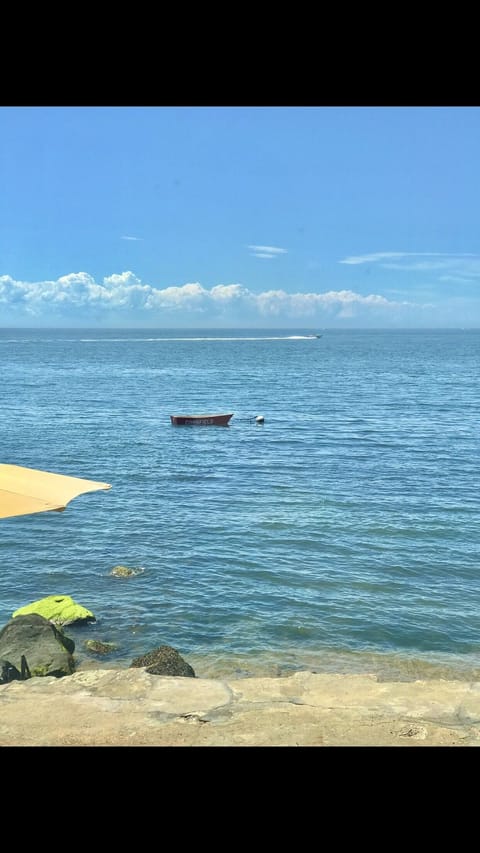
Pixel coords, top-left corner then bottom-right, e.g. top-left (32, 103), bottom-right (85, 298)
top-left (1, 668), bottom-right (478, 746)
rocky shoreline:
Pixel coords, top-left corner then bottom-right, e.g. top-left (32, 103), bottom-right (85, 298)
top-left (1, 666), bottom-right (479, 746)
top-left (1, 596), bottom-right (479, 747)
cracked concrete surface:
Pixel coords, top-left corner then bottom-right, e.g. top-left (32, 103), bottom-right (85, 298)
top-left (1, 668), bottom-right (479, 746)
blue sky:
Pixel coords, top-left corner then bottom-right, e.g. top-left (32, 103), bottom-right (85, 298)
top-left (1, 105), bottom-right (479, 328)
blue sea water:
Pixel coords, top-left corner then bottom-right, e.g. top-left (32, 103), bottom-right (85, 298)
top-left (0, 327), bottom-right (479, 682)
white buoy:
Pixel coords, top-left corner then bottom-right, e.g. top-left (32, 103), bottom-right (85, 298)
top-left (255, 415), bottom-right (265, 424)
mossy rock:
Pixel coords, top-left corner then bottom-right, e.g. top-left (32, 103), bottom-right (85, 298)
top-left (0, 614), bottom-right (75, 678)
top-left (12, 595), bottom-right (95, 627)
top-left (131, 645), bottom-right (195, 677)
top-left (110, 565), bottom-right (143, 578)
top-left (84, 639), bottom-right (117, 655)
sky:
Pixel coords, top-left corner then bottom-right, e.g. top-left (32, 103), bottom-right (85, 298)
top-left (1, 105), bottom-right (479, 328)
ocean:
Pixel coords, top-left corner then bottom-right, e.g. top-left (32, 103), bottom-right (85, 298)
top-left (1, 327), bottom-right (479, 682)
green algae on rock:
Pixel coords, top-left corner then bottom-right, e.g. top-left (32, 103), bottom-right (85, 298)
top-left (84, 639), bottom-right (117, 655)
top-left (12, 595), bottom-right (95, 627)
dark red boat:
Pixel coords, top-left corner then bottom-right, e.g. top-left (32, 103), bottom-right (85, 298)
top-left (170, 413), bottom-right (234, 427)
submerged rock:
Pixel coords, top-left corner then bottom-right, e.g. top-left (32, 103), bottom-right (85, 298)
top-left (12, 595), bottom-right (95, 626)
top-left (130, 645), bottom-right (195, 678)
top-left (0, 614), bottom-right (75, 678)
top-left (109, 565), bottom-right (143, 578)
top-left (84, 639), bottom-right (117, 655)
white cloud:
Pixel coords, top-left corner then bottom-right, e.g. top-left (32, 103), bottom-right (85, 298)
top-left (210, 284), bottom-right (249, 301)
top-left (104, 271), bottom-right (142, 287)
top-left (384, 259), bottom-right (480, 276)
top-left (121, 235), bottom-right (143, 241)
top-left (0, 273), bottom-right (401, 312)
top-left (340, 251), bottom-right (480, 274)
top-left (439, 275), bottom-right (478, 283)
top-left (338, 251), bottom-right (480, 289)
top-left (248, 244), bottom-right (287, 258)
top-left (339, 252), bottom-right (479, 266)
top-left (340, 252), bottom-right (413, 265)
top-left (0, 271), bottom-right (467, 327)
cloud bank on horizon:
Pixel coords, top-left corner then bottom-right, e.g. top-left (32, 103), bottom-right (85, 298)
top-left (0, 268), bottom-right (433, 328)
top-left (1, 245), bottom-right (479, 327)
top-left (2, 246), bottom-right (479, 327)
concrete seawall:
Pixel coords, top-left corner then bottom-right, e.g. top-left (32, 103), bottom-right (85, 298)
top-left (1, 668), bottom-right (480, 746)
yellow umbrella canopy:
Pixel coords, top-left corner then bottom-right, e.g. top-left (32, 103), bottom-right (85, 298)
top-left (0, 464), bottom-right (111, 520)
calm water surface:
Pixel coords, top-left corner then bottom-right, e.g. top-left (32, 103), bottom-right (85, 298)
top-left (1, 328), bottom-right (479, 681)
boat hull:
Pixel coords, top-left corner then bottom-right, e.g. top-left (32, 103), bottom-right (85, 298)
top-left (170, 413), bottom-right (234, 427)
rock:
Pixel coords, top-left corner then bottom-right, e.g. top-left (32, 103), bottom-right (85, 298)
top-left (0, 614), bottom-right (75, 678)
top-left (0, 658), bottom-right (22, 684)
top-left (84, 640), bottom-right (117, 655)
top-left (12, 595), bottom-right (95, 626)
top-left (0, 654), bottom-right (31, 683)
top-left (130, 645), bottom-right (195, 677)
top-left (109, 565), bottom-right (143, 578)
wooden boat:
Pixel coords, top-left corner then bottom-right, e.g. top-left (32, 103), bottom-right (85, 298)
top-left (170, 413), bottom-right (234, 427)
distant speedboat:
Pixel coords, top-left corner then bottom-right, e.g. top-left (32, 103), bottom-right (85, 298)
top-left (170, 413), bottom-right (234, 427)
